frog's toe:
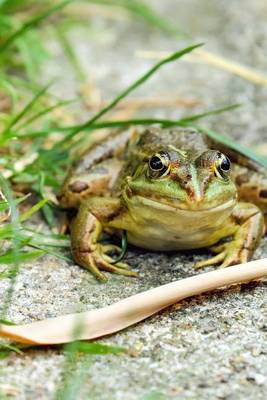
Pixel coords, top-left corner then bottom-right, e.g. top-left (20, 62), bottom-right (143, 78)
top-left (194, 252), bottom-right (226, 269)
top-left (102, 254), bottom-right (130, 270)
top-left (210, 243), bottom-right (227, 254)
top-left (102, 244), bottom-right (122, 254)
top-left (101, 253), bottom-right (138, 276)
top-left (195, 240), bottom-right (252, 270)
top-left (95, 256), bottom-right (138, 277)
top-left (93, 244), bottom-right (138, 277)
top-left (220, 246), bottom-right (250, 268)
top-left (73, 242), bottom-right (138, 281)
top-left (87, 254), bottom-right (108, 282)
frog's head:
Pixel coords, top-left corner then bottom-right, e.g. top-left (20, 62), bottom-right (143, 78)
top-left (123, 146), bottom-right (237, 213)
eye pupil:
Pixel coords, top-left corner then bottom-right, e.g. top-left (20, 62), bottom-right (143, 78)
top-left (149, 156), bottom-right (163, 170)
top-left (220, 157), bottom-right (231, 171)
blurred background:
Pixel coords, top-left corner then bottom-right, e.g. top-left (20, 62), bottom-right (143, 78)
top-left (1, 0), bottom-right (267, 144)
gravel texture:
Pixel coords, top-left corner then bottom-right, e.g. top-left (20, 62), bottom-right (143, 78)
top-left (0, 1), bottom-right (267, 399)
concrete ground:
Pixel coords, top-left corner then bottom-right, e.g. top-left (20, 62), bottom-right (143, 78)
top-left (0, 1), bottom-right (267, 399)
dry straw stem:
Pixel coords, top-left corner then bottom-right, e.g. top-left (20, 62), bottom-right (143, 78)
top-left (137, 49), bottom-right (267, 86)
top-left (1, 259), bottom-right (267, 345)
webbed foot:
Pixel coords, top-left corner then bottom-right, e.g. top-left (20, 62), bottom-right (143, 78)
top-left (195, 202), bottom-right (264, 270)
top-left (195, 240), bottom-right (250, 269)
top-left (81, 242), bottom-right (137, 282)
top-left (71, 207), bottom-right (137, 282)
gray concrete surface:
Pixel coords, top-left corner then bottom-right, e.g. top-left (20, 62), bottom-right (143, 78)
top-left (0, 1), bottom-right (267, 399)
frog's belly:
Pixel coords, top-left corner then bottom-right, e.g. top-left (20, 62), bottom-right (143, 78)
top-left (117, 196), bottom-right (236, 251)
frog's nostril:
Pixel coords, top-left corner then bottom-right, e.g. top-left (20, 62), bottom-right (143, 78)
top-left (69, 181), bottom-right (89, 193)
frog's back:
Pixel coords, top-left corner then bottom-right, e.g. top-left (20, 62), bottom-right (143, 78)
top-left (136, 126), bottom-right (208, 154)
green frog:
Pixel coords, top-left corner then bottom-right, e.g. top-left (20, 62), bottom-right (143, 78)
top-left (58, 127), bottom-right (267, 281)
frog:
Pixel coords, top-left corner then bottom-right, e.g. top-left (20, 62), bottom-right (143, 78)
top-left (58, 127), bottom-right (267, 282)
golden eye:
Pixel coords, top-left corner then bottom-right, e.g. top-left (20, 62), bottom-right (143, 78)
top-left (214, 153), bottom-right (231, 179)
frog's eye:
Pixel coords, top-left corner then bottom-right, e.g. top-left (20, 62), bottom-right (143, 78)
top-left (149, 156), bottom-right (164, 171)
top-left (214, 153), bottom-right (231, 179)
top-left (148, 152), bottom-right (170, 178)
top-left (219, 156), bottom-right (231, 172)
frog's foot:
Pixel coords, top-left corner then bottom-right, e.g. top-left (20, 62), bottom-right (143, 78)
top-left (194, 251), bottom-right (225, 269)
top-left (71, 206), bottom-right (138, 282)
top-left (194, 240), bottom-right (250, 269)
top-left (195, 202), bottom-right (264, 270)
top-left (74, 242), bottom-right (138, 282)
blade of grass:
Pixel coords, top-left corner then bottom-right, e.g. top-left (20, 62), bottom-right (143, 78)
top-left (64, 341), bottom-right (125, 355)
top-left (24, 228), bottom-right (70, 247)
top-left (0, 174), bottom-right (48, 317)
top-left (0, 78), bottom-right (18, 112)
top-left (164, 104), bottom-right (241, 126)
top-left (48, 103), bottom-right (239, 133)
top-left (56, 352), bottom-right (93, 400)
top-left (56, 43), bottom-right (203, 145)
top-left (0, 319), bottom-right (15, 326)
top-left (139, 49), bottom-right (267, 87)
top-left (0, 267), bottom-right (18, 279)
top-left (0, 173), bottom-right (20, 246)
top-left (0, 173), bottom-right (21, 318)
top-left (15, 32), bottom-right (48, 81)
top-left (51, 103), bottom-right (267, 170)
top-left (19, 198), bottom-right (48, 222)
top-left (55, 24), bottom-right (86, 83)
top-left (56, 339), bottom-right (125, 399)
top-left (0, 0), bottom-right (75, 53)
top-left (0, 250), bottom-right (44, 264)
top-left (28, 244), bottom-right (72, 262)
top-left (0, 194), bottom-right (30, 212)
top-left (94, 0), bottom-right (180, 35)
top-left (1, 82), bottom-right (52, 136)
top-left (143, 391), bottom-right (166, 400)
top-left (123, 0), bottom-right (177, 34)
top-left (37, 171), bottom-right (57, 228)
top-left (16, 98), bottom-right (76, 130)
top-left (0, 342), bottom-right (23, 355)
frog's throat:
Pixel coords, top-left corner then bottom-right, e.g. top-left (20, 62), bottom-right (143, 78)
top-left (125, 194), bottom-right (236, 214)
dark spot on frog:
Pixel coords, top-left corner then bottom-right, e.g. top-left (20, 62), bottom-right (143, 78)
top-left (69, 181), bottom-right (89, 193)
top-left (259, 189), bottom-right (267, 199)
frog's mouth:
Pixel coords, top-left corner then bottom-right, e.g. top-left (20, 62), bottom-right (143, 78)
top-left (124, 191), bottom-right (236, 214)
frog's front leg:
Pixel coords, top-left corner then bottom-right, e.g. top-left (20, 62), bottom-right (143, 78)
top-left (71, 202), bottom-right (137, 281)
top-left (195, 202), bottom-right (264, 269)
